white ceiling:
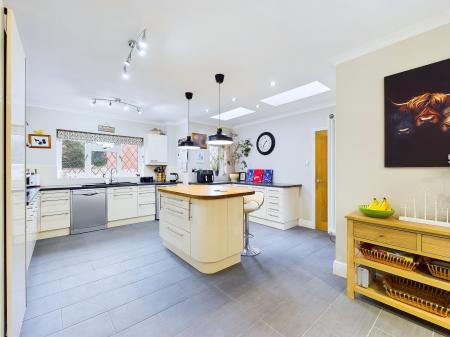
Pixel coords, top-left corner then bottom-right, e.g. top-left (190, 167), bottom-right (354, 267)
top-left (7, 0), bottom-right (450, 126)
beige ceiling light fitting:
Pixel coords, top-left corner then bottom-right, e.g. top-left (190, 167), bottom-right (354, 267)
top-left (91, 97), bottom-right (142, 114)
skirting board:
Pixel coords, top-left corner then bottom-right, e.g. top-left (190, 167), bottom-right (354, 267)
top-left (333, 260), bottom-right (347, 278)
top-left (108, 215), bottom-right (155, 228)
top-left (249, 216), bottom-right (298, 230)
top-left (37, 228), bottom-right (70, 240)
top-left (298, 218), bottom-right (314, 229)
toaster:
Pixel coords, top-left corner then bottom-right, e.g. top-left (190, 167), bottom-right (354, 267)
top-left (196, 170), bottom-right (214, 183)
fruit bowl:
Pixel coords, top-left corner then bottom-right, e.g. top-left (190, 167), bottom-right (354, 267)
top-left (359, 205), bottom-right (395, 218)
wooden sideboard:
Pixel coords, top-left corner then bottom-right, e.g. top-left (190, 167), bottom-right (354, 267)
top-left (346, 212), bottom-right (450, 330)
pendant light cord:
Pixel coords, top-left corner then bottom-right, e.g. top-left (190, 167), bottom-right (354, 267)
top-left (218, 83), bottom-right (221, 129)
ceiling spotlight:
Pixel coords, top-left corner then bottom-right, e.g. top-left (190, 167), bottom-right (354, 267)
top-left (122, 66), bottom-right (129, 79)
top-left (91, 97), bottom-right (142, 113)
top-left (205, 108), bottom-right (209, 113)
top-left (124, 52), bottom-right (132, 66)
top-left (108, 101), bottom-right (113, 108)
top-left (90, 98), bottom-right (96, 106)
top-left (137, 108), bottom-right (142, 115)
top-left (124, 105), bottom-right (129, 111)
top-left (270, 81), bottom-right (276, 87)
top-left (137, 47), bottom-right (146, 56)
top-left (138, 29), bottom-right (147, 49)
top-left (231, 97), bottom-right (237, 102)
top-left (255, 104), bottom-right (260, 109)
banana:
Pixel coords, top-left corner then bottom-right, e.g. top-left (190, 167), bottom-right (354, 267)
top-left (367, 198), bottom-right (379, 210)
top-left (377, 198), bottom-right (387, 211)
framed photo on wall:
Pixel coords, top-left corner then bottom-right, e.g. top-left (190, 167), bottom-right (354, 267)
top-left (28, 134), bottom-right (52, 149)
top-left (384, 58), bottom-right (450, 167)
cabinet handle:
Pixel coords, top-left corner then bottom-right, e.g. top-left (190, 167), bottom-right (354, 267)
top-left (42, 199), bottom-right (69, 202)
top-left (167, 227), bottom-right (184, 237)
top-left (268, 208), bottom-right (279, 212)
top-left (42, 212), bottom-right (69, 218)
top-left (166, 207), bottom-right (184, 215)
top-left (114, 193), bottom-right (134, 197)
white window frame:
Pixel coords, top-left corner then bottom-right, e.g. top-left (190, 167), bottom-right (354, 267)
top-left (57, 139), bottom-right (143, 179)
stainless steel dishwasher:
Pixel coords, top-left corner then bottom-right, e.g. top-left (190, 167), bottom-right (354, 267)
top-left (71, 189), bottom-right (107, 234)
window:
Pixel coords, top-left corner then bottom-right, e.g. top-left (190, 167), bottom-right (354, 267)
top-left (57, 130), bottom-right (143, 179)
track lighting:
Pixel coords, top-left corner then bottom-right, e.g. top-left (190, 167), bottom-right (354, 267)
top-left (91, 97), bottom-right (142, 114)
top-left (122, 28), bottom-right (147, 76)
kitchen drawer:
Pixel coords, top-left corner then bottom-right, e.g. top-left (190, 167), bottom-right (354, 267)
top-left (266, 199), bottom-right (281, 208)
top-left (266, 207), bottom-right (283, 222)
top-left (107, 192), bottom-right (138, 221)
top-left (161, 205), bottom-right (190, 232)
top-left (266, 188), bottom-right (281, 196)
top-left (162, 195), bottom-right (190, 210)
top-left (422, 235), bottom-right (450, 258)
top-left (41, 190), bottom-right (70, 201)
top-left (160, 222), bottom-right (190, 255)
top-left (138, 185), bottom-right (155, 193)
top-left (41, 198), bottom-right (70, 215)
top-left (354, 221), bottom-right (417, 250)
top-left (108, 186), bottom-right (138, 194)
top-left (138, 203), bottom-right (156, 217)
top-left (138, 193), bottom-right (155, 204)
top-left (40, 211), bottom-right (70, 231)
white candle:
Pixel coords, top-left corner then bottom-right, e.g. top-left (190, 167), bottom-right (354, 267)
top-left (447, 208), bottom-right (449, 224)
top-left (413, 198), bottom-right (416, 218)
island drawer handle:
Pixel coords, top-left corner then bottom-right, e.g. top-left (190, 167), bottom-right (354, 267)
top-left (167, 207), bottom-right (184, 215)
top-left (42, 199), bottom-right (69, 203)
top-left (42, 212), bottom-right (69, 218)
top-left (167, 227), bottom-right (184, 237)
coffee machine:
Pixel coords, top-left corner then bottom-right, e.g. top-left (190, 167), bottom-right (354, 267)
top-left (196, 170), bottom-right (214, 183)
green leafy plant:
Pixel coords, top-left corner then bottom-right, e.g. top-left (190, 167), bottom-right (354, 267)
top-left (227, 133), bottom-right (253, 172)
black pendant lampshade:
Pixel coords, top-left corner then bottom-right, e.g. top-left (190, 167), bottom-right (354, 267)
top-left (178, 92), bottom-right (200, 150)
top-left (207, 74), bottom-right (233, 146)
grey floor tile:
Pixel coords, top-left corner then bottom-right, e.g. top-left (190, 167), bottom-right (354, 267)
top-left (113, 287), bottom-right (229, 337)
top-left (20, 310), bottom-right (62, 337)
top-left (317, 294), bottom-right (381, 337)
top-left (48, 312), bottom-right (115, 337)
top-left (108, 283), bottom-right (187, 331)
top-left (368, 328), bottom-right (394, 337)
top-left (238, 320), bottom-right (284, 337)
top-left (302, 324), bottom-right (339, 337)
top-left (27, 279), bottom-right (61, 301)
top-left (374, 310), bottom-right (433, 337)
top-left (24, 292), bottom-right (62, 320)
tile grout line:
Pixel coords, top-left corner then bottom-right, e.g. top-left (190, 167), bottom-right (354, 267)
top-left (298, 290), bottom-right (342, 337)
top-left (24, 265), bottom-right (193, 323)
top-left (364, 309), bottom-right (382, 337)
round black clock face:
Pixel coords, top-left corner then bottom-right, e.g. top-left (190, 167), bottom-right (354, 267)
top-left (256, 132), bottom-right (275, 155)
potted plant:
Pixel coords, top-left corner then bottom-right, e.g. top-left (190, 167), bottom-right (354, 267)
top-left (228, 133), bottom-right (252, 182)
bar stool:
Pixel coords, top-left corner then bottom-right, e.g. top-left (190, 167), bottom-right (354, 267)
top-left (242, 192), bottom-right (264, 256)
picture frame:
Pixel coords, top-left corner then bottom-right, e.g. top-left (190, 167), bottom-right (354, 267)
top-left (28, 134), bottom-right (52, 149)
top-left (191, 133), bottom-right (207, 149)
top-left (239, 171), bottom-right (246, 182)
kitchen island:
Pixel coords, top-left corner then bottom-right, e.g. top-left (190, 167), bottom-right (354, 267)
top-left (158, 185), bottom-right (254, 274)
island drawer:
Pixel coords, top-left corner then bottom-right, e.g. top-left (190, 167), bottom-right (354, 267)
top-left (422, 235), bottom-right (450, 259)
top-left (353, 221), bottom-right (417, 250)
top-left (162, 195), bottom-right (190, 210)
top-left (160, 222), bottom-right (190, 255)
top-left (160, 206), bottom-right (190, 232)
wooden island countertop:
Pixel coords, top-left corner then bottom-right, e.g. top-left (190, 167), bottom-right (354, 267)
top-left (158, 184), bottom-right (255, 200)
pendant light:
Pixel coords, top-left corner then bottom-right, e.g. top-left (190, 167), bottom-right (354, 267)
top-left (178, 92), bottom-right (200, 150)
top-left (206, 74), bottom-right (233, 146)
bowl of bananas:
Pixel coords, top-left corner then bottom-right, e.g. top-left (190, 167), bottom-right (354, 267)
top-left (359, 198), bottom-right (395, 218)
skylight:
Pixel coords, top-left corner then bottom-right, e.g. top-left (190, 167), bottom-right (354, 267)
top-left (260, 81), bottom-right (330, 106)
top-left (211, 107), bottom-right (256, 121)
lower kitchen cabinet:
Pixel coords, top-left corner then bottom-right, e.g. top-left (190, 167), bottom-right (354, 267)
top-left (26, 193), bottom-right (40, 269)
top-left (38, 190), bottom-right (71, 239)
top-left (107, 186), bottom-right (138, 221)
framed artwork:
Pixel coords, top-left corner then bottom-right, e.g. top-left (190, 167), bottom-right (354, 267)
top-left (384, 58), bottom-right (450, 167)
top-left (28, 134), bottom-right (52, 149)
top-left (263, 169), bottom-right (273, 184)
top-left (239, 171), bottom-right (246, 182)
top-left (191, 133), bottom-right (207, 149)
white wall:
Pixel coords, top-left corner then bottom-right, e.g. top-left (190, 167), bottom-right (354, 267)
top-left (335, 24), bottom-right (450, 268)
top-left (26, 106), bottom-right (163, 185)
top-left (235, 107), bottom-right (333, 224)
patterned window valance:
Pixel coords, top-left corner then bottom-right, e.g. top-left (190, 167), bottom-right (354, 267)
top-left (56, 129), bottom-right (144, 146)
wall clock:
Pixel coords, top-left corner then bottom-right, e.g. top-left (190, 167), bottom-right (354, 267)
top-left (256, 132), bottom-right (275, 155)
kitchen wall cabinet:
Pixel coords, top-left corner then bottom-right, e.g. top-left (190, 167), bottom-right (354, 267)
top-left (107, 186), bottom-right (138, 221)
top-left (144, 134), bottom-right (168, 165)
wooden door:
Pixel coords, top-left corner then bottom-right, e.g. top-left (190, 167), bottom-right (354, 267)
top-left (315, 130), bottom-right (328, 231)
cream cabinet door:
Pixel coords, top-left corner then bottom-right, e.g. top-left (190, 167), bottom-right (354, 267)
top-left (107, 187), bottom-right (138, 221)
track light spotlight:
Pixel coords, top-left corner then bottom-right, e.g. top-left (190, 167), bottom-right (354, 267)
top-left (138, 29), bottom-right (147, 49)
top-left (124, 52), bottom-right (132, 66)
top-left (122, 66), bottom-right (129, 79)
top-left (90, 98), bottom-right (96, 106)
top-left (108, 101), bottom-right (112, 108)
top-left (90, 97), bottom-right (142, 114)
top-left (124, 105), bottom-right (129, 111)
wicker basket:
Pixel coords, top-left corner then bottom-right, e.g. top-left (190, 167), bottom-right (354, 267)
top-left (360, 247), bottom-right (419, 271)
top-left (426, 262), bottom-right (450, 281)
top-left (383, 275), bottom-right (450, 317)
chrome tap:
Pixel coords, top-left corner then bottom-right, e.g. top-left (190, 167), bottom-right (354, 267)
top-left (104, 168), bottom-right (116, 184)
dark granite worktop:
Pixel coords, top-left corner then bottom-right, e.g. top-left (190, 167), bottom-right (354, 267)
top-left (190, 181), bottom-right (302, 188)
top-left (39, 181), bottom-right (178, 191)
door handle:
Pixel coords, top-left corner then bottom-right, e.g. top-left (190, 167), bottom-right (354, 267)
top-left (316, 179), bottom-right (320, 183)
top-left (81, 193), bottom-right (99, 196)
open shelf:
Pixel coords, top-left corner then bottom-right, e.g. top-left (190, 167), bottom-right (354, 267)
top-left (355, 257), bottom-right (450, 292)
top-left (354, 282), bottom-right (450, 330)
